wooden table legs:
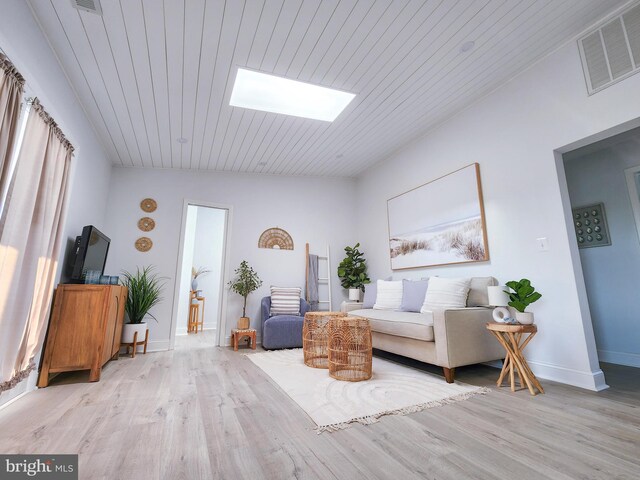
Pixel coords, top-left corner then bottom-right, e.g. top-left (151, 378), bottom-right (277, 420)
top-left (489, 329), bottom-right (544, 395)
top-left (122, 329), bottom-right (149, 358)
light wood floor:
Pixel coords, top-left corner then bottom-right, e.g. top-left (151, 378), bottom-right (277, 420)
top-left (0, 332), bottom-right (638, 480)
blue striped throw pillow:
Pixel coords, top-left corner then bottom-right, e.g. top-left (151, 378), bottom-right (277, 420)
top-left (270, 286), bottom-right (301, 316)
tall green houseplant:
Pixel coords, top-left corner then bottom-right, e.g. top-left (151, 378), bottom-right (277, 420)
top-left (121, 266), bottom-right (166, 324)
top-left (228, 260), bottom-right (263, 319)
top-left (337, 243), bottom-right (371, 295)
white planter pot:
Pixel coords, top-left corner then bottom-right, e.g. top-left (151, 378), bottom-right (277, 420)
top-left (515, 311), bottom-right (534, 325)
top-left (122, 322), bottom-right (148, 343)
top-left (348, 288), bottom-right (360, 301)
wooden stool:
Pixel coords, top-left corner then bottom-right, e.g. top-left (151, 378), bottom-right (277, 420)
top-left (187, 291), bottom-right (205, 333)
top-left (121, 329), bottom-right (149, 358)
top-left (486, 322), bottom-right (544, 395)
top-left (232, 328), bottom-right (256, 351)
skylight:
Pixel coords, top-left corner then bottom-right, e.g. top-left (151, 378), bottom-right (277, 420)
top-left (229, 68), bottom-right (355, 122)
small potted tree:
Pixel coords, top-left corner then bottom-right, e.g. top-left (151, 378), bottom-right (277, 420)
top-left (505, 278), bottom-right (542, 324)
top-left (228, 260), bottom-right (262, 329)
top-left (337, 243), bottom-right (371, 301)
top-left (121, 266), bottom-right (166, 345)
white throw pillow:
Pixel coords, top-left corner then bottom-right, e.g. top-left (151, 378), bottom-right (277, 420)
top-left (270, 286), bottom-right (301, 316)
top-left (420, 277), bottom-right (471, 313)
top-left (373, 280), bottom-right (403, 310)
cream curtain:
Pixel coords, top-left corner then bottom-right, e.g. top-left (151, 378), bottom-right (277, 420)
top-left (0, 98), bottom-right (73, 391)
top-left (0, 52), bottom-right (25, 217)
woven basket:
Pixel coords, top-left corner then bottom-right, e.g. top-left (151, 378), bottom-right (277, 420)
top-left (328, 315), bottom-right (372, 382)
top-left (303, 311), bottom-right (346, 368)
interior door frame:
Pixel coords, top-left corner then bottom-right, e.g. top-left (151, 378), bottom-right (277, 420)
top-left (169, 199), bottom-right (233, 349)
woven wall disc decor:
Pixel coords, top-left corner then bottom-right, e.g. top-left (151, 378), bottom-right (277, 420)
top-left (138, 217), bottom-right (156, 232)
top-left (258, 227), bottom-right (294, 250)
top-left (135, 237), bottom-right (153, 252)
top-left (140, 198), bottom-right (157, 212)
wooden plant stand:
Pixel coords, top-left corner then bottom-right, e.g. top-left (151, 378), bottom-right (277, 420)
top-left (121, 329), bottom-right (149, 358)
top-left (232, 328), bottom-right (256, 351)
top-left (486, 322), bottom-right (544, 396)
top-left (188, 291), bottom-right (205, 333)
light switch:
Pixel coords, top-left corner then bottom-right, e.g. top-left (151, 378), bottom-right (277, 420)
top-left (537, 237), bottom-right (549, 251)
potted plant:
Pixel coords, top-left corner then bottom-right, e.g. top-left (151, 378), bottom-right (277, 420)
top-left (505, 278), bottom-right (542, 324)
top-left (191, 266), bottom-right (211, 292)
top-left (337, 243), bottom-right (371, 301)
top-left (120, 266), bottom-right (166, 344)
top-left (228, 260), bottom-right (262, 329)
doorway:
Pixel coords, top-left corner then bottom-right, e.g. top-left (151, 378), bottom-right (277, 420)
top-left (170, 202), bottom-right (230, 348)
top-left (561, 126), bottom-right (640, 371)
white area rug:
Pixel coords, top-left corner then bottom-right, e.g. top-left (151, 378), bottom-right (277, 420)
top-left (247, 349), bottom-right (488, 433)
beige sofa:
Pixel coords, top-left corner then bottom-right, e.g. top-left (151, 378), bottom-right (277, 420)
top-left (346, 277), bottom-right (505, 383)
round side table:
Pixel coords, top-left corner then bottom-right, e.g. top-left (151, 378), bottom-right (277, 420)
top-left (486, 322), bottom-right (544, 396)
top-left (303, 311), bottom-right (346, 368)
top-left (328, 315), bottom-right (372, 382)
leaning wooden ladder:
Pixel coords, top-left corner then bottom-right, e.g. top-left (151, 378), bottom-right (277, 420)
top-left (305, 243), bottom-right (332, 311)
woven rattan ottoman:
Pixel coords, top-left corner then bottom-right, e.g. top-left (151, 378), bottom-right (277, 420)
top-left (328, 315), bottom-right (372, 382)
top-left (303, 311), bottom-right (346, 368)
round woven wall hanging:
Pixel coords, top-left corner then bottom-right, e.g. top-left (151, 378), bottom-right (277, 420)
top-left (138, 217), bottom-right (156, 232)
top-left (140, 198), bottom-right (157, 212)
top-left (135, 237), bottom-right (153, 252)
top-left (258, 227), bottom-right (294, 250)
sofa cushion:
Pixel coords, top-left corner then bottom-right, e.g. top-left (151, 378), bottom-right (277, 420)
top-left (270, 286), bottom-right (301, 316)
top-left (349, 308), bottom-right (434, 342)
top-left (263, 315), bottom-right (304, 349)
top-left (373, 280), bottom-right (403, 310)
top-left (362, 282), bottom-right (377, 308)
top-left (421, 277), bottom-right (470, 313)
top-left (399, 279), bottom-right (429, 312)
top-left (467, 276), bottom-right (498, 306)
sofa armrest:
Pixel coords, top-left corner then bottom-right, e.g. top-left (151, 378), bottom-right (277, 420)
top-left (300, 298), bottom-right (310, 316)
top-left (432, 307), bottom-right (505, 368)
top-left (260, 296), bottom-right (271, 338)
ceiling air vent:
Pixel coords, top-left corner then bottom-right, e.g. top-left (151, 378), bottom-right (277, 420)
top-left (578, 2), bottom-right (640, 94)
top-left (70, 0), bottom-right (102, 15)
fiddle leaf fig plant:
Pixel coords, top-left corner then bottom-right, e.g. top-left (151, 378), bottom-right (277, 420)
top-left (337, 243), bottom-right (371, 292)
top-left (504, 279), bottom-right (542, 313)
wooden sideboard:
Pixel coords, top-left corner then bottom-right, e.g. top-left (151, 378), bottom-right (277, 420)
top-left (38, 284), bottom-right (127, 387)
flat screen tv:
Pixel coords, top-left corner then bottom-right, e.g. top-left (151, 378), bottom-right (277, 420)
top-left (67, 225), bottom-right (111, 283)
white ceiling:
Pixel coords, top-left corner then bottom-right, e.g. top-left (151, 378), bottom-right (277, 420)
top-left (29, 0), bottom-right (628, 177)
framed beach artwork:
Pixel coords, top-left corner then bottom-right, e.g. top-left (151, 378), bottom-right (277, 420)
top-left (387, 163), bottom-right (489, 270)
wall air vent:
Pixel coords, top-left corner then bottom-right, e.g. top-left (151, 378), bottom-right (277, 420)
top-left (578, 2), bottom-right (640, 94)
top-left (70, 0), bottom-right (102, 15)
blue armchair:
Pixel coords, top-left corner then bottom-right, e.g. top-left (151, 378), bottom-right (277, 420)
top-left (261, 296), bottom-right (310, 349)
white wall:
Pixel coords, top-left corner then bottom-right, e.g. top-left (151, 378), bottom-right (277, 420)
top-left (175, 205), bottom-right (198, 336)
top-left (104, 168), bottom-right (357, 350)
top-left (191, 206), bottom-right (226, 331)
top-left (0, 1), bottom-right (112, 407)
top-left (355, 39), bottom-right (640, 390)
top-left (564, 135), bottom-right (640, 367)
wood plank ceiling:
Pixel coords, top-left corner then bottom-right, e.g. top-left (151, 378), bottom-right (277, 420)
top-left (29, 0), bottom-right (627, 177)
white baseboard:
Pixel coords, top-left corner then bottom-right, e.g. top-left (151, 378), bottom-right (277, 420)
top-left (597, 349), bottom-right (640, 368)
top-left (120, 339), bottom-right (171, 353)
top-left (528, 359), bottom-right (609, 391)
